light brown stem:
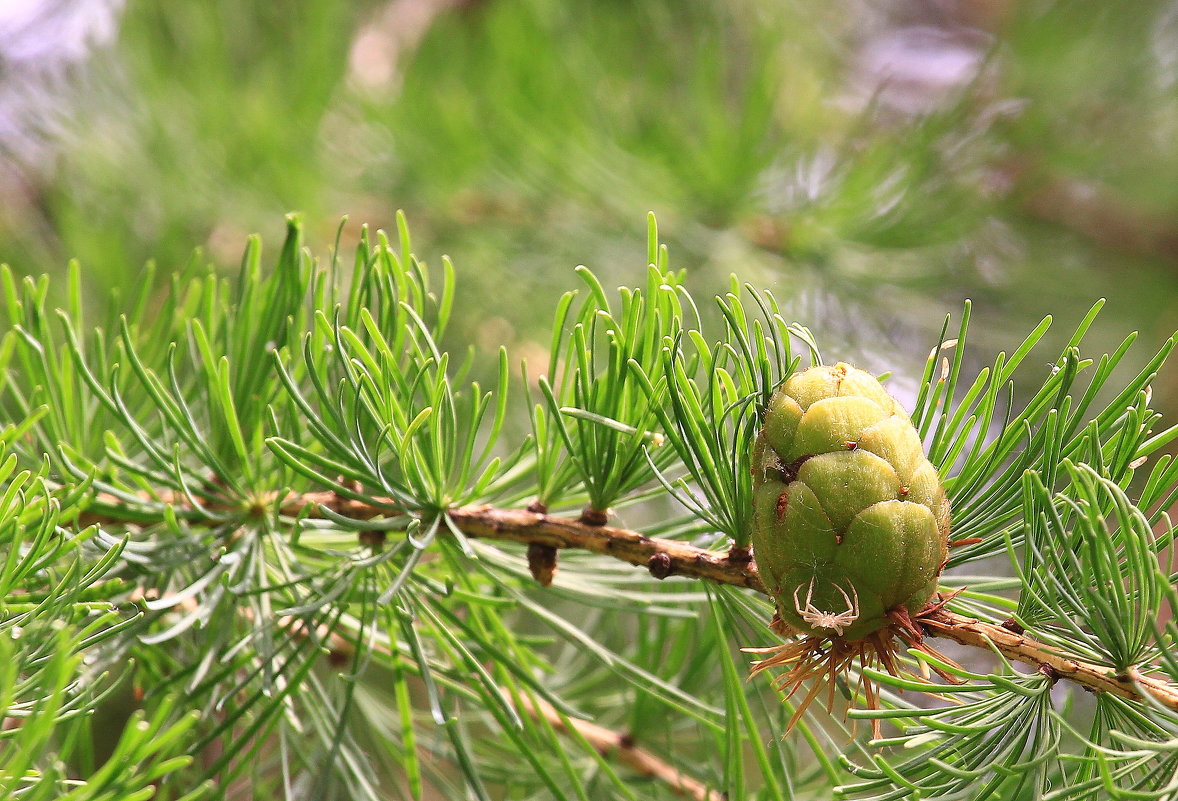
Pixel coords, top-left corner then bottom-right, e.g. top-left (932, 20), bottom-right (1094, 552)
top-left (443, 504), bottom-right (1178, 713)
top-left (517, 694), bottom-right (723, 801)
top-left (325, 628), bottom-right (722, 800)
top-left (919, 612), bottom-right (1178, 708)
top-left (146, 587), bottom-right (723, 800)
top-left (445, 504), bottom-right (764, 592)
top-left (90, 493), bottom-right (1178, 713)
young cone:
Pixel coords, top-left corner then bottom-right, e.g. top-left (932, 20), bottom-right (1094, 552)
top-left (747, 362), bottom-right (957, 733)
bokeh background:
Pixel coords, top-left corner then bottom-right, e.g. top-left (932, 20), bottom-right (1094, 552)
top-left (4, 0), bottom-right (1178, 392)
top-left (4, 1), bottom-right (1178, 796)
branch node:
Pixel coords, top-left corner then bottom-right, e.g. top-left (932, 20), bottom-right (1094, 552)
top-left (1000, 618), bottom-right (1025, 635)
top-left (526, 500), bottom-right (548, 515)
top-left (647, 552), bottom-right (673, 579)
top-left (1038, 663), bottom-right (1060, 685)
top-left (726, 545), bottom-right (753, 564)
top-left (527, 543), bottom-right (558, 587)
top-left (579, 507), bottom-right (609, 526)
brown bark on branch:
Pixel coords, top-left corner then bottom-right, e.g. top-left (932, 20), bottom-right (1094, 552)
top-left (516, 693), bottom-right (724, 801)
top-left (146, 585), bottom-right (723, 801)
top-left (442, 504), bottom-right (1178, 714)
top-left (300, 606), bottom-right (722, 800)
top-left (445, 505), bottom-right (765, 592)
top-left (87, 493), bottom-right (1178, 714)
top-left (919, 613), bottom-right (1178, 708)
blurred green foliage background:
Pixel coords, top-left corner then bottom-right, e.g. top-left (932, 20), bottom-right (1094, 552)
top-left (4, 2), bottom-right (1178, 797)
top-left (3, 0), bottom-right (1178, 390)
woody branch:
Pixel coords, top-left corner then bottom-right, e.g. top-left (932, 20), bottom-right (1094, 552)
top-left (81, 492), bottom-right (1178, 714)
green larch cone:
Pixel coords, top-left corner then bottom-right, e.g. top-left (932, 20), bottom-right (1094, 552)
top-left (751, 362), bottom-right (949, 641)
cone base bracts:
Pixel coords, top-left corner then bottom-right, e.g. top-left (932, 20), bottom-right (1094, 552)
top-left (744, 594), bottom-right (965, 738)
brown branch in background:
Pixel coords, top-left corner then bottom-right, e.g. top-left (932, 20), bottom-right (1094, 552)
top-left (517, 694), bottom-right (723, 801)
top-left (142, 585), bottom-right (722, 800)
top-left (1004, 159), bottom-right (1178, 267)
top-left (742, 160), bottom-right (1178, 269)
top-left (93, 492), bottom-right (1178, 714)
top-left (265, 594), bottom-right (723, 800)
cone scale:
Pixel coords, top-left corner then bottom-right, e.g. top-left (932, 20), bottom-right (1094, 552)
top-left (747, 362), bottom-right (953, 727)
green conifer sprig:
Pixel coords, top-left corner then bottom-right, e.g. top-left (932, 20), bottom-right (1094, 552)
top-left (3, 214), bottom-right (1178, 800)
top-left (0, 426), bottom-right (208, 800)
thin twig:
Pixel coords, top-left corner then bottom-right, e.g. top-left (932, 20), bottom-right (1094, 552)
top-left (143, 585), bottom-right (723, 801)
top-left (87, 493), bottom-right (1178, 713)
top-left (516, 694), bottom-right (724, 801)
